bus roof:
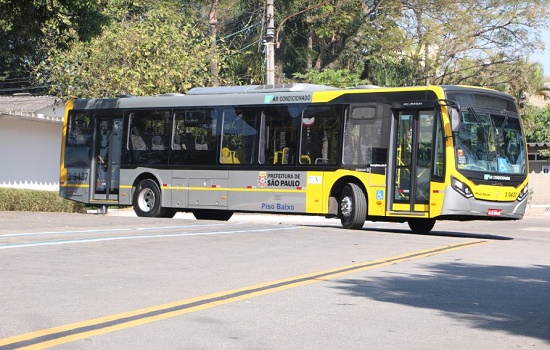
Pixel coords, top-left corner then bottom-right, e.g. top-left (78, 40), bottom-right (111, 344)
top-left (186, 83), bottom-right (337, 95)
top-left (70, 84), bottom-right (512, 111)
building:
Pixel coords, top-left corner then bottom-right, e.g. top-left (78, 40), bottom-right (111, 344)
top-left (0, 94), bottom-right (64, 191)
top-left (527, 142), bottom-right (550, 206)
top-left (526, 86), bottom-right (550, 209)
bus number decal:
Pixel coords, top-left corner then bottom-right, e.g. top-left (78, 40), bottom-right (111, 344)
top-left (67, 172), bottom-right (89, 181)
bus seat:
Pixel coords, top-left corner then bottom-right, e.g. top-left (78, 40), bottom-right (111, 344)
top-left (195, 136), bottom-right (208, 150)
top-left (273, 147), bottom-right (289, 164)
top-left (300, 155), bottom-right (311, 164)
top-left (315, 158), bottom-right (329, 164)
top-left (221, 147), bottom-right (240, 164)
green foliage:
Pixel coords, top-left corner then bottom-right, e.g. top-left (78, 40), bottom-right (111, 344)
top-left (15, 0), bottom-right (550, 141)
top-left (0, 0), bottom-right (107, 81)
top-left (540, 149), bottom-right (550, 158)
top-left (37, 4), bottom-right (230, 97)
top-left (365, 56), bottom-right (417, 87)
top-left (293, 69), bottom-right (365, 87)
top-left (524, 105), bottom-right (550, 143)
top-left (393, 0), bottom-right (550, 86)
top-left (0, 188), bottom-right (85, 213)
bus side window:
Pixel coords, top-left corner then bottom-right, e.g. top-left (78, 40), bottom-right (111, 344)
top-left (220, 107), bottom-right (258, 165)
top-left (300, 105), bottom-right (342, 165)
top-left (260, 106), bottom-right (300, 165)
top-left (172, 109), bottom-right (217, 165)
top-left (65, 112), bottom-right (93, 167)
top-left (343, 104), bottom-right (390, 167)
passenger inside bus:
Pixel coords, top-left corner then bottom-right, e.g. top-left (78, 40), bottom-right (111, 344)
top-left (173, 134), bottom-right (183, 150)
top-left (151, 134), bottom-right (165, 150)
top-left (131, 127), bottom-right (147, 150)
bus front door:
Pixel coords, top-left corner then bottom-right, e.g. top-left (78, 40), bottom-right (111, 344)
top-left (91, 117), bottom-right (122, 202)
top-left (389, 110), bottom-right (434, 214)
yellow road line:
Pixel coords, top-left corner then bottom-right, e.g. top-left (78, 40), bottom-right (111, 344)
top-left (0, 240), bottom-right (488, 349)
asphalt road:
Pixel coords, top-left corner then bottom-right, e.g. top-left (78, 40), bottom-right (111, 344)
top-left (0, 210), bottom-right (549, 350)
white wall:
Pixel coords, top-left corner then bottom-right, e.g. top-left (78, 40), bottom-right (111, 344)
top-left (0, 117), bottom-right (62, 191)
top-left (528, 172), bottom-right (550, 205)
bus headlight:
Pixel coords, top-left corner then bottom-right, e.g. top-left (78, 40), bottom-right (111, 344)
top-left (452, 177), bottom-right (473, 198)
top-left (517, 185), bottom-right (528, 202)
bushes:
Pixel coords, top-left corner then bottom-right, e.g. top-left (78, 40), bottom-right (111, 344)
top-left (0, 188), bottom-right (86, 213)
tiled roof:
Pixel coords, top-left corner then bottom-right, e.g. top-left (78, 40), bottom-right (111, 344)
top-left (0, 94), bottom-right (60, 111)
top-left (0, 94), bottom-right (64, 123)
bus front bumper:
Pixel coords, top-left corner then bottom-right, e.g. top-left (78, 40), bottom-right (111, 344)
top-left (439, 187), bottom-right (527, 220)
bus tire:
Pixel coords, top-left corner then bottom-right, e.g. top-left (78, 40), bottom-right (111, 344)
top-left (339, 183), bottom-right (367, 229)
top-left (192, 209), bottom-right (233, 221)
top-left (133, 179), bottom-right (168, 218)
top-left (407, 218), bottom-right (435, 234)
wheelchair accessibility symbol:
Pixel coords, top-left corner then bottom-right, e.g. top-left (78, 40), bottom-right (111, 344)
top-left (497, 157), bottom-right (508, 173)
top-left (376, 190), bottom-right (384, 200)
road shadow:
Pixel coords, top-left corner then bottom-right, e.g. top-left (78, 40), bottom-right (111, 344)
top-left (333, 263), bottom-right (550, 343)
top-left (299, 222), bottom-right (513, 241)
top-left (362, 227), bottom-right (513, 241)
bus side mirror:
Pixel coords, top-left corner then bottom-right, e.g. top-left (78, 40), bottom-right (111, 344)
top-left (450, 108), bottom-right (461, 134)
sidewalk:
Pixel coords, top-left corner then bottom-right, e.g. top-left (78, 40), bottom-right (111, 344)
top-left (525, 205), bottom-right (550, 218)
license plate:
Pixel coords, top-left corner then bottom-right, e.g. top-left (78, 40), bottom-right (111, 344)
top-left (487, 209), bottom-right (502, 216)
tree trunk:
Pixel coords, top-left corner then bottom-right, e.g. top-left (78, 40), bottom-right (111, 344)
top-left (307, 30), bottom-right (313, 69)
top-left (209, 0), bottom-right (219, 86)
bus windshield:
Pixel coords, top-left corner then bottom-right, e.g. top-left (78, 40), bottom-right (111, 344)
top-left (455, 109), bottom-right (526, 174)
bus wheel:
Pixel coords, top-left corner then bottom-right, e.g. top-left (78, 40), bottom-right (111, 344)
top-left (339, 183), bottom-right (367, 229)
top-left (192, 209), bottom-right (233, 221)
top-left (133, 179), bottom-right (167, 218)
top-left (407, 218), bottom-right (435, 234)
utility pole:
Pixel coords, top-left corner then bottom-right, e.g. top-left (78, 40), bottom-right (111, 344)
top-left (265, 0), bottom-right (275, 85)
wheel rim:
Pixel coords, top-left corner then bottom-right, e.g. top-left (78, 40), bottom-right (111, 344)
top-left (341, 195), bottom-right (353, 218)
top-left (137, 188), bottom-right (155, 212)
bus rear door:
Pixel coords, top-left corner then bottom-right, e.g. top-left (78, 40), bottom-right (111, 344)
top-left (91, 117), bottom-right (122, 203)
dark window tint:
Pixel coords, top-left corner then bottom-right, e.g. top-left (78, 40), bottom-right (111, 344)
top-left (172, 109), bottom-right (218, 165)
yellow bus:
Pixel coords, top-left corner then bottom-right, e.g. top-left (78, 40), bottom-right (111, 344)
top-left (60, 84), bottom-right (528, 233)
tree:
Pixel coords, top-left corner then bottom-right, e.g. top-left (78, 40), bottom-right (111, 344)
top-left (209, 0), bottom-right (220, 85)
top-left (293, 68), bottom-right (365, 87)
top-left (381, 0), bottom-right (550, 87)
top-left (216, 0), bottom-right (266, 84)
top-left (0, 0), bottom-right (107, 92)
top-left (524, 105), bottom-right (550, 143)
top-left (36, 1), bottom-right (231, 98)
top-left (27, 0), bottom-right (550, 104)
top-left (263, 0), bottom-right (550, 92)
top-left (274, 0), bottom-right (396, 81)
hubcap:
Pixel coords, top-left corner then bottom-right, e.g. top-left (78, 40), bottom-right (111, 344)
top-left (138, 188), bottom-right (155, 212)
top-left (341, 196), bottom-right (353, 218)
